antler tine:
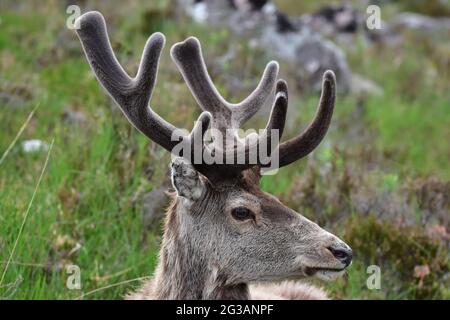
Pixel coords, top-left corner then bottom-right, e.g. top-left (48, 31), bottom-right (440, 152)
top-left (170, 37), bottom-right (227, 115)
top-left (188, 111), bottom-right (212, 160)
top-left (247, 79), bottom-right (288, 151)
top-left (170, 37), bottom-right (279, 127)
top-left (76, 12), bottom-right (131, 93)
top-left (239, 78), bottom-right (288, 157)
top-left (194, 79), bottom-right (288, 183)
top-left (75, 11), bottom-right (180, 152)
top-left (262, 79), bottom-right (288, 152)
top-left (231, 61), bottom-right (279, 126)
top-left (278, 70), bottom-right (336, 167)
top-left (267, 79), bottom-right (288, 138)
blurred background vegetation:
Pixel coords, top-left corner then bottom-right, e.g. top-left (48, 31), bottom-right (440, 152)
top-left (0, 0), bottom-right (449, 299)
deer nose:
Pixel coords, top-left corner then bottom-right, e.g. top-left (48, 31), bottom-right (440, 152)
top-left (328, 245), bottom-right (353, 267)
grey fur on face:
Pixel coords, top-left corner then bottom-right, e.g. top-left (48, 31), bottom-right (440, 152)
top-left (129, 159), bottom-right (350, 299)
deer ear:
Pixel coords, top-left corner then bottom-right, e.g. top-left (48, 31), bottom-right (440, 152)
top-left (170, 157), bottom-right (205, 201)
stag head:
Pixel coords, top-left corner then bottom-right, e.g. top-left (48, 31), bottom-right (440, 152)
top-left (75, 11), bottom-right (352, 296)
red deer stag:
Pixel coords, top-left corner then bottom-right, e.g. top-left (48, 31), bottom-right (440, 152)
top-left (75, 11), bottom-right (352, 300)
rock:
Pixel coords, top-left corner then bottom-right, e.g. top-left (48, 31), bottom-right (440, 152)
top-left (275, 11), bottom-right (298, 33)
top-left (350, 74), bottom-right (384, 97)
top-left (311, 5), bottom-right (360, 34)
top-left (61, 109), bottom-right (88, 126)
top-left (0, 83), bottom-right (34, 109)
top-left (365, 23), bottom-right (403, 47)
top-left (260, 27), bottom-right (352, 92)
top-left (21, 140), bottom-right (50, 153)
top-left (178, 0), bottom-right (276, 35)
top-left (177, 0), bottom-right (352, 93)
top-left (0, 92), bottom-right (26, 109)
top-left (180, 0), bottom-right (234, 26)
top-left (245, 0), bottom-right (269, 11)
top-left (142, 185), bottom-right (171, 230)
top-left (391, 12), bottom-right (450, 34)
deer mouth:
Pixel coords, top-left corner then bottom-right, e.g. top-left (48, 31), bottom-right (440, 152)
top-left (304, 267), bottom-right (346, 275)
top-left (303, 267), bottom-right (346, 281)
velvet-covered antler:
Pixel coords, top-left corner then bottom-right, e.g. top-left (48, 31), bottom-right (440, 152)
top-left (75, 11), bottom-right (335, 185)
top-left (75, 11), bottom-right (211, 158)
top-left (170, 37), bottom-right (279, 130)
top-left (170, 35), bottom-right (335, 173)
top-left (277, 71), bottom-right (335, 167)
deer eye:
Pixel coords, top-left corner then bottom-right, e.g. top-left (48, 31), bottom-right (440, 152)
top-left (231, 207), bottom-right (253, 221)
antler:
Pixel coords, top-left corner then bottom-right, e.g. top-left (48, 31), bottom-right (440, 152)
top-left (170, 36), bottom-right (289, 182)
top-left (170, 37), bottom-right (279, 130)
top-left (170, 35), bottom-right (335, 174)
top-left (75, 11), bottom-right (335, 185)
top-left (191, 78), bottom-right (288, 183)
top-left (75, 11), bottom-right (210, 163)
top-left (277, 71), bottom-right (335, 168)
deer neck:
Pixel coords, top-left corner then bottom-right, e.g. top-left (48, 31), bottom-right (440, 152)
top-left (152, 198), bottom-right (249, 300)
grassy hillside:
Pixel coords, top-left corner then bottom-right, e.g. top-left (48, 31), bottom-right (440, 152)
top-left (0, 1), bottom-right (449, 299)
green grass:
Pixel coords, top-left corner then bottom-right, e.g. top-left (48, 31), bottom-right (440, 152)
top-left (0, 114), bottom-right (160, 299)
top-left (1, 1), bottom-right (449, 299)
